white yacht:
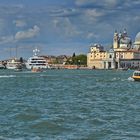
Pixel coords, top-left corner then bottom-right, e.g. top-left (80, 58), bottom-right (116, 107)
top-left (6, 58), bottom-right (22, 70)
top-left (26, 48), bottom-right (48, 69)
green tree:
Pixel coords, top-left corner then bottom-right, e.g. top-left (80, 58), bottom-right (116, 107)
top-left (71, 54), bottom-right (87, 65)
top-left (72, 52), bottom-right (76, 57)
top-left (65, 54), bottom-right (87, 65)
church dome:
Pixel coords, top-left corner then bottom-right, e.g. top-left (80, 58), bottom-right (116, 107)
top-left (135, 32), bottom-right (140, 43)
top-left (134, 32), bottom-right (140, 50)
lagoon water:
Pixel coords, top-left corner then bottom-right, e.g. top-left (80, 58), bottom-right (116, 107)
top-left (0, 69), bottom-right (140, 140)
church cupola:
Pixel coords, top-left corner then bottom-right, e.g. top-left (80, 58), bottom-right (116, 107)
top-left (122, 28), bottom-right (127, 37)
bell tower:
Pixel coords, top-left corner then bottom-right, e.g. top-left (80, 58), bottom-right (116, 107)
top-left (113, 30), bottom-right (119, 50)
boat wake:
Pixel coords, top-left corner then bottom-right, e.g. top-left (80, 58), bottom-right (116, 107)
top-left (128, 77), bottom-right (134, 81)
top-left (0, 75), bottom-right (16, 78)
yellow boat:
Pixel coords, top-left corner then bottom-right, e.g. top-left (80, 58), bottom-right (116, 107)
top-left (132, 70), bottom-right (140, 81)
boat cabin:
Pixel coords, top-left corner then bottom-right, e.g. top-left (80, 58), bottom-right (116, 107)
top-left (132, 70), bottom-right (140, 81)
top-left (133, 71), bottom-right (140, 76)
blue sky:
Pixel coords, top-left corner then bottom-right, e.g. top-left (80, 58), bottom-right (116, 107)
top-left (0, 0), bottom-right (140, 59)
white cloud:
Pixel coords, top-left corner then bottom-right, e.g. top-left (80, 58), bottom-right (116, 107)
top-left (75, 0), bottom-right (94, 6)
top-left (62, 18), bottom-right (80, 36)
top-left (13, 20), bottom-right (27, 27)
top-left (133, 16), bottom-right (140, 21)
top-left (75, 0), bottom-right (120, 8)
top-left (50, 8), bottom-right (80, 17)
top-left (79, 9), bottom-right (104, 25)
top-left (0, 36), bottom-right (14, 44)
top-left (15, 25), bottom-right (40, 40)
top-left (85, 9), bottom-right (104, 17)
top-left (87, 33), bottom-right (97, 39)
top-left (52, 18), bottom-right (81, 38)
top-left (104, 0), bottom-right (118, 7)
top-left (0, 4), bottom-right (24, 16)
top-left (0, 25), bottom-right (40, 44)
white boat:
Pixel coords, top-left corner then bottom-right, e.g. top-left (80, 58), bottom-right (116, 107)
top-left (0, 63), bottom-right (5, 69)
top-left (25, 48), bottom-right (48, 69)
top-left (6, 59), bottom-right (22, 70)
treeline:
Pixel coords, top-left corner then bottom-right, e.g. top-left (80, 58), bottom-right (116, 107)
top-left (66, 53), bottom-right (87, 66)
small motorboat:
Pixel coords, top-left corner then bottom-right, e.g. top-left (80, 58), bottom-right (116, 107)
top-left (131, 70), bottom-right (140, 81)
top-left (15, 68), bottom-right (22, 72)
top-left (31, 67), bottom-right (43, 72)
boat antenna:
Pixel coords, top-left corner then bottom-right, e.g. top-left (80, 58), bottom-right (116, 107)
top-left (33, 48), bottom-right (40, 56)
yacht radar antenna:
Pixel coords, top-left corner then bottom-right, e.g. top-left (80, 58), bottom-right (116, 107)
top-left (33, 48), bottom-right (40, 56)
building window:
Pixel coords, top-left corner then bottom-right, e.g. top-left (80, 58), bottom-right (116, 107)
top-left (109, 55), bottom-right (112, 58)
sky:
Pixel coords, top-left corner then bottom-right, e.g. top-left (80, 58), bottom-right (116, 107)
top-left (0, 0), bottom-right (140, 59)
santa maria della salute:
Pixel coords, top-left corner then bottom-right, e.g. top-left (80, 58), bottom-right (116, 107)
top-left (87, 29), bottom-right (140, 69)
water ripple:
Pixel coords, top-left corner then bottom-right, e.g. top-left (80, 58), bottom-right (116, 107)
top-left (0, 70), bottom-right (140, 139)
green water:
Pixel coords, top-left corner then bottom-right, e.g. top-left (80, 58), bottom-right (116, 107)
top-left (0, 69), bottom-right (140, 140)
